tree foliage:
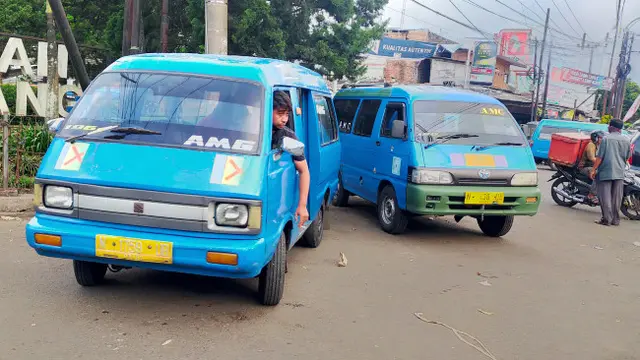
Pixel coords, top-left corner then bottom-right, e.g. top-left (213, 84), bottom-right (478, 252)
top-left (0, 0), bottom-right (388, 80)
top-left (595, 80), bottom-right (640, 122)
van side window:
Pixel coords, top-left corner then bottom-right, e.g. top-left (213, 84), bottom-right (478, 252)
top-left (380, 103), bottom-right (406, 139)
top-left (334, 99), bottom-right (360, 133)
top-left (353, 99), bottom-right (382, 137)
top-left (275, 89), bottom-right (295, 131)
top-left (314, 95), bottom-right (338, 145)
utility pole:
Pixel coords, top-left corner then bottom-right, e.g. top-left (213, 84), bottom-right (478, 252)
top-left (45, 0), bottom-right (59, 120)
top-left (534, 8), bottom-right (551, 121)
top-left (530, 39), bottom-right (538, 123)
top-left (204, 0), bottom-right (228, 55)
top-left (161, 0), bottom-right (169, 52)
top-left (588, 46), bottom-right (595, 73)
top-left (616, 32), bottom-right (634, 119)
top-left (130, 0), bottom-right (141, 54)
top-left (581, 33), bottom-right (586, 49)
top-left (47, 0), bottom-right (90, 89)
top-left (400, 0), bottom-right (409, 29)
top-left (541, 41), bottom-right (552, 120)
top-left (603, 0), bottom-right (623, 116)
top-left (122, 0), bottom-right (132, 56)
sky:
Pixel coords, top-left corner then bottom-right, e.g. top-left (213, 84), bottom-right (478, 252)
top-left (382, 0), bottom-right (640, 82)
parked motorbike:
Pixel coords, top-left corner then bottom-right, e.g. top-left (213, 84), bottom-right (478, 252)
top-left (549, 164), bottom-right (640, 220)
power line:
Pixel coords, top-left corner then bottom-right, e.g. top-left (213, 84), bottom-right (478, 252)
top-left (549, 0), bottom-right (581, 37)
top-left (562, 0), bottom-right (588, 38)
top-left (515, 0), bottom-right (545, 22)
top-left (386, 6), bottom-right (461, 39)
top-left (448, 0), bottom-right (488, 39)
top-left (408, 0), bottom-right (490, 37)
top-left (531, 0), bottom-right (564, 36)
top-left (493, 0), bottom-right (592, 45)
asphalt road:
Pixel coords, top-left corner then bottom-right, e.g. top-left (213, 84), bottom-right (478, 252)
top-left (2, 169), bottom-right (640, 360)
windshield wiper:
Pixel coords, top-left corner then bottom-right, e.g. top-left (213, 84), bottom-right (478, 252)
top-left (424, 133), bottom-right (479, 149)
top-left (472, 142), bottom-right (525, 151)
top-left (66, 126), bottom-right (161, 143)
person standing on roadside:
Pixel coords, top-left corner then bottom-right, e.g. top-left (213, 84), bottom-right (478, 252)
top-left (590, 119), bottom-right (631, 226)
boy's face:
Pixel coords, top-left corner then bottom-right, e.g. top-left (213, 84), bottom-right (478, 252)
top-left (273, 107), bottom-right (289, 129)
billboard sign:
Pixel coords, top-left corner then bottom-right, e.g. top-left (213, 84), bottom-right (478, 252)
top-left (552, 67), bottom-right (613, 90)
top-left (470, 41), bottom-right (497, 85)
top-left (369, 37), bottom-right (437, 59)
top-left (498, 29), bottom-right (532, 65)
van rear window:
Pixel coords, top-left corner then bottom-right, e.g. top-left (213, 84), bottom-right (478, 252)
top-left (60, 72), bottom-right (264, 154)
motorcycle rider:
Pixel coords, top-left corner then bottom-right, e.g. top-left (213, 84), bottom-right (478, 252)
top-left (579, 131), bottom-right (604, 202)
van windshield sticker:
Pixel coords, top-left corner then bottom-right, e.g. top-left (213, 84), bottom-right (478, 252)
top-left (481, 107), bottom-right (505, 116)
top-left (183, 135), bottom-right (257, 152)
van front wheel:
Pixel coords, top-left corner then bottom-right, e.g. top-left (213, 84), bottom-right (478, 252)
top-left (301, 205), bottom-right (324, 248)
top-left (477, 215), bottom-right (514, 237)
top-left (258, 233), bottom-right (286, 306)
top-left (377, 185), bottom-right (408, 234)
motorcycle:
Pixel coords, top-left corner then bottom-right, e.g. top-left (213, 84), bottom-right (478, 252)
top-left (549, 164), bottom-right (640, 220)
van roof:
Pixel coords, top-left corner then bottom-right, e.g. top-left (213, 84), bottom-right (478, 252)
top-left (335, 85), bottom-right (502, 104)
top-left (104, 53), bottom-right (331, 94)
top-left (538, 119), bottom-right (606, 128)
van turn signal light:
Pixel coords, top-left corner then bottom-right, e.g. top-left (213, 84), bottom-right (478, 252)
top-left (206, 252), bottom-right (238, 266)
top-left (35, 234), bottom-right (62, 247)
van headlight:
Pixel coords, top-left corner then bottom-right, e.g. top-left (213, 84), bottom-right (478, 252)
top-left (411, 169), bottom-right (453, 184)
top-left (215, 203), bottom-right (249, 227)
top-left (44, 186), bottom-right (73, 209)
top-left (511, 172), bottom-right (538, 186)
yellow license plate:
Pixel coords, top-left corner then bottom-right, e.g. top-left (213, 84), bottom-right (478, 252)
top-left (464, 192), bottom-right (505, 205)
top-left (95, 235), bottom-right (173, 264)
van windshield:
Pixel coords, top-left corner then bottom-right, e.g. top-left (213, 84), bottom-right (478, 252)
top-left (414, 101), bottom-right (526, 146)
top-left (60, 72), bottom-right (263, 154)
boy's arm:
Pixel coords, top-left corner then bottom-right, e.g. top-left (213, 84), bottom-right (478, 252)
top-left (294, 159), bottom-right (310, 228)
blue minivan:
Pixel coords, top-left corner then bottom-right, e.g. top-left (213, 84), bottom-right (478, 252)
top-left (26, 54), bottom-right (341, 305)
top-left (531, 119), bottom-right (614, 164)
top-left (333, 85), bottom-right (540, 237)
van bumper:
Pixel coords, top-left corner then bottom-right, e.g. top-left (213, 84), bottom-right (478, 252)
top-left (406, 184), bottom-right (541, 216)
top-left (25, 214), bottom-right (270, 279)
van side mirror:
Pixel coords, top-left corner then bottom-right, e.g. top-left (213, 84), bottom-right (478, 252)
top-left (391, 120), bottom-right (406, 139)
top-left (281, 137), bottom-right (305, 158)
top-left (47, 118), bottom-right (64, 134)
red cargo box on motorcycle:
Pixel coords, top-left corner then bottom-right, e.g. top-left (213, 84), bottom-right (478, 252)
top-left (548, 132), bottom-right (591, 167)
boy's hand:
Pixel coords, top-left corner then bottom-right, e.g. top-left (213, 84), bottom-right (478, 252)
top-left (295, 205), bottom-right (309, 228)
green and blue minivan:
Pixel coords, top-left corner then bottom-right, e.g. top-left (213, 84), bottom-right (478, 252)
top-left (333, 85), bottom-right (540, 237)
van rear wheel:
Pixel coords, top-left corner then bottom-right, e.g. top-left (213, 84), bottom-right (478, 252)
top-left (377, 185), bottom-right (408, 234)
top-left (258, 233), bottom-right (286, 306)
top-left (333, 175), bottom-right (350, 207)
top-left (477, 216), bottom-right (514, 237)
top-left (73, 260), bottom-right (107, 286)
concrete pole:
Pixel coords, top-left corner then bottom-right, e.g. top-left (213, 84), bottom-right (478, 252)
top-left (122, 0), bottom-right (132, 56)
top-left (130, 0), bottom-right (141, 54)
top-left (47, 0), bottom-right (90, 89)
top-left (161, 0), bottom-right (169, 52)
top-left (400, 0), bottom-right (409, 29)
top-left (2, 113), bottom-right (8, 190)
top-left (205, 0), bottom-right (228, 55)
top-left (46, 0), bottom-right (59, 120)
top-left (541, 43), bottom-right (552, 120)
top-left (530, 39), bottom-right (538, 123)
top-left (464, 42), bottom-right (472, 89)
top-left (535, 9), bottom-right (550, 121)
top-left (603, 0), bottom-right (623, 115)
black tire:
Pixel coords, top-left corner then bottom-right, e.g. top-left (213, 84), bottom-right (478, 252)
top-left (332, 175), bottom-right (350, 207)
top-left (621, 191), bottom-right (640, 220)
top-left (550, 178), bottom-right (578, 207)
top-left (377, 185), bottom-right (408, 234)
top-left (477, 216), bottom-right (514, 237)
top-left (301, 205), bottom-right (324, 248)
top-left (73, 260), bottom-right (107, 286)
top-left (258, 233), bottom-right (286, 306)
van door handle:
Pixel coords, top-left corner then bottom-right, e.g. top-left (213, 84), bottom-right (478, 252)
top-left (375, 141), bottom-right (380, 146)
